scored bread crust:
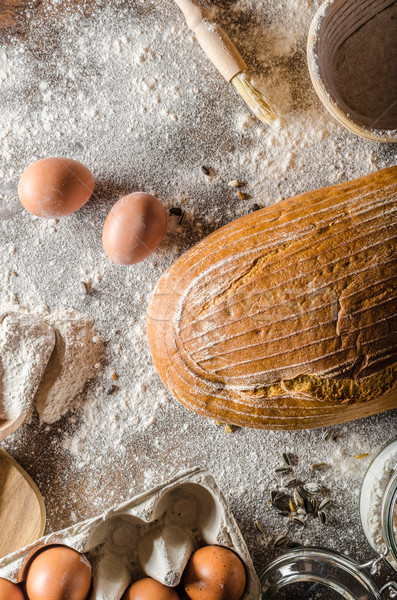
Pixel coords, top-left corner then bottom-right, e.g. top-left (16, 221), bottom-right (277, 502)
top-left (147, 167), bottom-right (397, 429)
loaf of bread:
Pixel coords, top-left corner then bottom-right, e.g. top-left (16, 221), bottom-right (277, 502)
top-left (147, 167), bottom-right (397, 429)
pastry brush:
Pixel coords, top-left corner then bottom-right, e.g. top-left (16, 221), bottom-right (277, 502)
top-left (173, 0), bottom-right (277, 124)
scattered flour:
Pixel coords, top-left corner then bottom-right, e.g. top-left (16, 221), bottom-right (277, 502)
top-left (0, 0), bottom-right (396, 581)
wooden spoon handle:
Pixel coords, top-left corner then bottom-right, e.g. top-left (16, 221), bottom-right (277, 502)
top-left (173, 0), bottom-right (247, 82)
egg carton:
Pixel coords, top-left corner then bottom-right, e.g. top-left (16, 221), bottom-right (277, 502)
top-left (0, 467), bottom-right (261, 599)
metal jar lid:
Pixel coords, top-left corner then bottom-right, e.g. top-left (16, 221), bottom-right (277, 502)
top-left (260, 546), bottom-right (397, 600)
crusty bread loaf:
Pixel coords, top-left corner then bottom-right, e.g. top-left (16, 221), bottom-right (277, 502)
top-left (147, 167), bottom-right (397, 429)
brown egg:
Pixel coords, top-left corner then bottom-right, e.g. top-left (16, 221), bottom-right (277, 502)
top-left (25, 544), bottom-right (92, 600)
top-left (18, 157), bottom-right (94, 218)
top-left (183, 545), bottom-right (246, 600)
top-left (0, 577), bottom-right (24, 600)
top-left (122, 577), bottom-right (180, 600)
top-left (102, 192), bottom-right (167, 265)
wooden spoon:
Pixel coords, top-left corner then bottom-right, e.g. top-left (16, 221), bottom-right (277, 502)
top-left (0, 448), bottom-right (45, 558)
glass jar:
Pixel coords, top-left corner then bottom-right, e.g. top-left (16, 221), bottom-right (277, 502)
top-left (360, 438), bottom-right (397, 570)
top-left (260, 546), bottom-right (397, 599)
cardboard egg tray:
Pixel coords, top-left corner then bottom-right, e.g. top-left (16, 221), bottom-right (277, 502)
top-left (0, 467), bottom-right (261, 599)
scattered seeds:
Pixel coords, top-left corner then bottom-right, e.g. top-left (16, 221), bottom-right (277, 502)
top-left (292, 516), bottom-right (306, 526)
top-left (274, 497), bottom-right (290, 512)
top-left (319, 498), bottom-right (332, 510)
top-left (271, 491), bottom-right (286, 505)
top-left (281, 452), bottom-right (291, 466)
top-left (318, 510), bottom-right (327, 524)
top-left (274, 535), bottom-right (289, 548)
top-left (111, 373), bottom-right (118, 381)
top-left (201, 165), bottom-right (210, 176)
top-left (254, 520), bottom-right (264, 533)
top-left (354, 453), bottom-right (369, 459)
top-left (228, 179), bottom-right (243, 187)
top-left (107, 385), bottom-right (118, 395)
top-left (285, 478), bottom-right (299, 488)
top-left (297, 508), bottom-right (306, 516)
top-left (289, 498), bottom-right (295, 513)
top-left (310, 462), bottom-right (330, 471)
top-left (80, 281), bottom-right (88, 295)
top-left (322, 428), bottom-right (336, 442)
top-left (237, 190), bottom-right (245, 200)
top-left (293, 487), bottom-right (305, 508)
top-left (169, 207), bottom-right (183, 216)
top-left (304, 497), bottom-right (317, 514)
top-left (275, 466), bottom-right (291, 475)
top-left (251, 203), bottom-right (261, 211)
top-left (224, 424), bottom-right (234, 434)
top-left (303, 482), bottom-right (322, 495)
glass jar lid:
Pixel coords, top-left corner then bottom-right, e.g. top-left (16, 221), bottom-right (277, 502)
top-left (260, 546), bottom-right (397, 600)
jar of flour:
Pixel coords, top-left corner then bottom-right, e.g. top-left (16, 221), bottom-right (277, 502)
top-left (360, 438), bottom-right (397, 572)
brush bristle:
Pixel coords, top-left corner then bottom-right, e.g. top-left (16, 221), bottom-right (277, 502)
top-left (232, 72), bottom-right (277, 124)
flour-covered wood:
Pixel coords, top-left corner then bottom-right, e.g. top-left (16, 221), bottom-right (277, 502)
top-left (147, 167), bottom-right (397, 429)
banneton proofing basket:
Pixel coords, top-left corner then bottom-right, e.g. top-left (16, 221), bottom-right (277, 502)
top-left (0, 468), bottom-right (261, 599)
top-left (307, 0), bottom-right (397, 142)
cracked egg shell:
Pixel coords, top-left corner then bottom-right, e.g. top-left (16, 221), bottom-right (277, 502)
top-left (0, 578), bottom-right (24, 600)
top-left (183, 545), bottom-right (246, 600)
top-left (25, 544), bottom-right (92, 600)
top-left (102, 192), bottom-right (167, 265)
top-left (122, 577), bottom-right (180, 600)
top-left (18, 157), bottom-right (94, 218)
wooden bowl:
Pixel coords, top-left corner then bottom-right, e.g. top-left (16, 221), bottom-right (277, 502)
top-left (0, 413), bottom-right (26, 443)
top-left (0, 449), bottom-right (45, 559)
top-left (307, 0), bottom-right (397, 142)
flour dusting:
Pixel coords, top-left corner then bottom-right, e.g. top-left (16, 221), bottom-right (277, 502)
top-left (0, 0), bottom-right (396, 580)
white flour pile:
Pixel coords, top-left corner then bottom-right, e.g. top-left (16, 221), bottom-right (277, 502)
top-left (0, 305), bottom-right (103, 423)
top-left (0, 0), bottom-right (396, 581)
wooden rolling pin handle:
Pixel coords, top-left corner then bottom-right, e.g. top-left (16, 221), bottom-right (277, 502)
top-left (174, 0), bottom-right (248, 82)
